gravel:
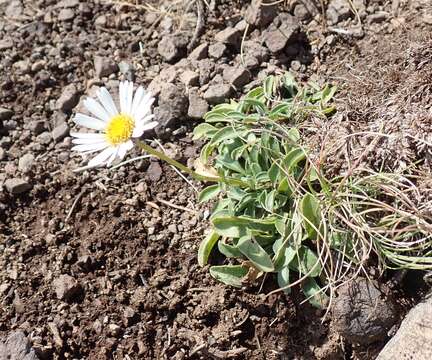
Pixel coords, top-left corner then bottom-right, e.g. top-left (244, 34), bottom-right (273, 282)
top-left (203, 84), bottom-right (232, 104)
top-left (223, 66), bottom-right (251, 88)
top-left (188, 89), bottom-right (209, 120)
top-left (52, 275), bottom-right (83, 301)
top-left (4, 178), bottom-right (32, 195)
top-left (56, 83), bottom-right (79, 112)
top-left (18, 153), bottom-right (35, 174)
top-left (0, 108), bottom-right (14, 121)
top-left (94, 56), bottom-right (119, 78)
top-left (51, 123), bottom-right (69, 142)
top-left (214, 27), bottom-right (242, 46)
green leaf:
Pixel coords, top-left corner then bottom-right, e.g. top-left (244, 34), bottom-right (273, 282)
top-left (198, 231), bottom-right (220, 266)
top-left (274, 243), bottom-right (297, 271)
top-left (283, 73), bottom-right (298, 96)
top-left (237, 235), bottom-right (274, 272)
top-left (213, 216), bottom-right (277, 238)
top-left (269, 103), bottom-right (291, 118)
top-left (263, 75), bottom-right (276, 98)
top-left (210, 265), bottom-right (248, 287)
top-left (321, 85), bottom-right (337, 105)
top-left (217, 154), bottom-right (245, 175)
top-left (289, 246), bottom-right (321, 277)
top-left (278, 177), bottom-right (292, 196)
top-left (210, 127), bottom-right (243, 146)
top-left (192, 123), bottom-right (217, 140)
top-left (300, 193), bottom-right (321, 239)
top-left (283, 147), bottom-right (306, 174)
top-left (211, 198), bottom-right (233, 217)
top-left (287, 128), bottom-right (300, 143)
top-left (200, 143), bottom-right (214, 164)
top-left (302, 278), bottom-right (329, 309)
top-left (212, 216), bottom-right (248, 238)
top-left (198, 184), bottom-right (221, 203)
top-left (264, 189), bottom-right (276, 213)
top-left (218, 238), bottom-right (243, 258)
top-left (268, 162), bottom-right (280, 184)
top-left (277, 267), bottom-right (291, 295)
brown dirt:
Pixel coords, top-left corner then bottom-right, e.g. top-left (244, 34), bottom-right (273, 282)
top-left (1, 0), bottom-right (431, 359)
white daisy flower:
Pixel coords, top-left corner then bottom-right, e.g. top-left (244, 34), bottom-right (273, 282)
top-left (71, 80), bottom-right (157, 168)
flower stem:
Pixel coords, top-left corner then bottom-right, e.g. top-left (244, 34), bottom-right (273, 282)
top-left (136, 140), bottom-right (220, 183)
top-left (136, 140), bottom-right (249, 187)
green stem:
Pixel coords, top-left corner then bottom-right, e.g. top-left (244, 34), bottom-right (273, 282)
top-left (136, 140), bottom-right (219, 182)
top-left (136, 140), bottom-right (249, 187)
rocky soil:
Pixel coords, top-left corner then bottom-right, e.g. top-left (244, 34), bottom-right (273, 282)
top-left (1, 0), bottom-right (432, 359)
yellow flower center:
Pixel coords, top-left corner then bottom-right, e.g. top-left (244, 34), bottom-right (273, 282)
top-left (105, 114), bottom-right (135, 145)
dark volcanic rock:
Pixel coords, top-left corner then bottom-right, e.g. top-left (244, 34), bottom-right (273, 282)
top-left (223, 66), bottom-right (251, 88)
top-left (332, 278), bottom-right (397, 345)
top-left (56, 84), bottom-right (79, 112)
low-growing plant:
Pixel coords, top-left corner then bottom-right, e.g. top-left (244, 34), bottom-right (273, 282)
top-left (69, 71), bottom-right (432, 310)
top-left (193, 73), bottom-right (432, 308)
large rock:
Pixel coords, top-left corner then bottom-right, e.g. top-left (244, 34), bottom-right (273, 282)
top-left (203, 84), bottom-right (232, 105)
top-left (242, 40), bottom-right (270, 69)
top-left (223, 66), bottom-right (251, 88)
top-left (94, 56), bottom-right (118, 78)
top-left (158, 34), bottom-right (188, 63)
top-left (154, 84), bottom-right (188, 131)
top-left (264, 13), bottom-right (300, 53)
top-left (52, 275), bottom-right (83, 301)
top-left (332, 278), bottom-right (397, 345)
top-left (377, 296), bottom-right (432, 359)
top-left (0, 332), bottom-right (39, 360)
top-left (245, 0), bottom-right (277, 27)
top-left (56, 84), bottom-right (79, 112)
top-left (4, 178), bottom-right (32, 195)
top-left (188, 89), bottom-right (209, 120)
top-left (326, 0), bottom-right (352, 25)
top-left (18, 154), bottom-right (35, 174)
top-left (214, 27), bottom-right (242, 46)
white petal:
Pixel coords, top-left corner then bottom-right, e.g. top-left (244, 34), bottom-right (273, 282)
top-left (131, 86), bottom-right (145, 118)
top-left (97, 87), bottom-right (118, 117)
top-left (119, 140), bottom-right (134, 158)
top-left (119, 81), bottom-right (127, 114)
top-left (88, 147), bottom-right (115, 167)
top-left (135, 95), bottom-right (155, 121)
top-left (126, 81), bottom-right (134, 115)
top-left (72, 142), bottom-right (109, 152)
top-left (73, 113), bottom-right (106, 131)
top-left (70, 132), bottom-right (105, 139)
top-left (132, 121), bottom-right (158, 138)
top-left (72, 137), bottom-right (107, 145)
top-left (106, 146), bottom-right (120, 166)
top-left (83, 98), bottom-right (110, 122)
top-left (136, 114), bottom-right (155, 125)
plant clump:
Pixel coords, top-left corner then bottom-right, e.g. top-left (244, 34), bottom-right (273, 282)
top-left (194, 73), bottom-right (432, 308)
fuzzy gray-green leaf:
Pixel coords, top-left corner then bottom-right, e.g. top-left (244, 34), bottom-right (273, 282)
top-left (198, 231), bottom-right (220, 266)
top-left (210, 265), bottom-right (248, 287)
